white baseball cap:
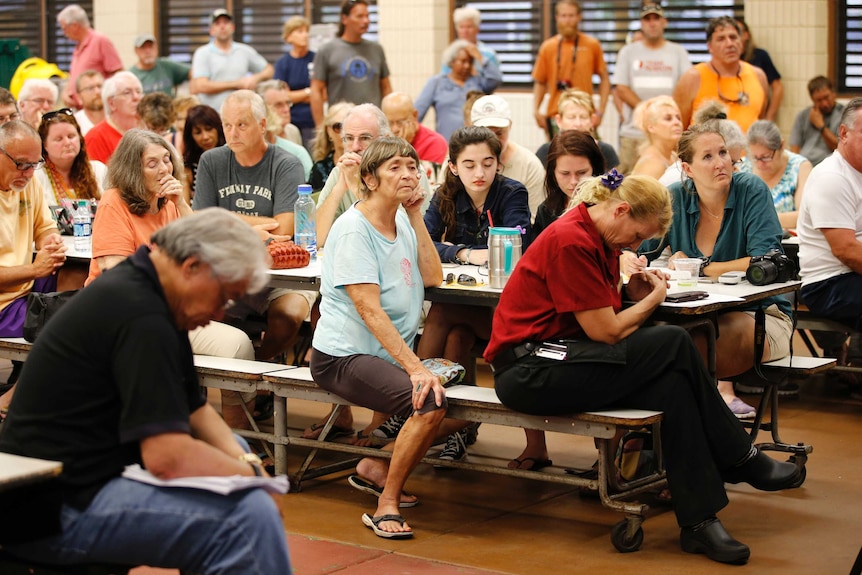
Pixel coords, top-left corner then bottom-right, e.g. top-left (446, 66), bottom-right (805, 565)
top-left (471, 95), bottom-right (512, 128)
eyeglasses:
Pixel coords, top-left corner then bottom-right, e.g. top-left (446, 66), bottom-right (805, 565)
top-left (115, 88), bottom-right (143, 99)
top-left (732, 159), bottom-right (744, 170)
top-left (342, 134), bottom-right (374, 146)
top-left (0, 112), bottom-right (19, 123)
top-left (23, 97), bottom-right (54, 107)
top-left (0, 146), bottom-right (44, 171)
top-left (79, 84), bottom-right (103, 93)
top-left (330, 122), bottom-right (343, 133)
top-left (446, 273), bottom-right (481, 287)
top-left (42, 108), bottom-right (74, 123)
top-left (389, 118), bottom-right (413, 128)
top-left (752, 149), bottom-right (777, 163)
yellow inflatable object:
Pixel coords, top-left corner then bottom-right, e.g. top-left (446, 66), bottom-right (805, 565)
top-left (9, 57), bottom-right (68, 99)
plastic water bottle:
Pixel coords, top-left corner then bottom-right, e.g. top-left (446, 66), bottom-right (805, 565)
top-left (294, 184), bottom-right (317, 262)
top-left (72, 199), bottom-right (92, 252)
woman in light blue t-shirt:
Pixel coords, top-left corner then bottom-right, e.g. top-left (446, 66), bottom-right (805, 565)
top-left (310, 137), bottom-right (467, 540)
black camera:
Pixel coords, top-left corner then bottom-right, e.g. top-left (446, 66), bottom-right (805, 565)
top-left (556, 79), bottom-right (572, 91)
top-left (746, 249), bottom-right (797, 285)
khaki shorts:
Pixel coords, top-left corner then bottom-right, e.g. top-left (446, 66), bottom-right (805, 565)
top-left (740, 304), bottom-right (793, 361)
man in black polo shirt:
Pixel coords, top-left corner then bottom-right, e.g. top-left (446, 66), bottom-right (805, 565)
top-left (0, 209), bottom-right (292, 574)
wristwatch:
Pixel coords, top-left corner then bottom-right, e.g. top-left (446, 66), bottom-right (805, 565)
top-left (454, 244), bottom-right (469, 264)
top-left (239, 453), bottom-right (264, 476)
top-left (818, 125), bottom-right (827, 133)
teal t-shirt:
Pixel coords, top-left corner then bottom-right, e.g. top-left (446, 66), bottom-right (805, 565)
top-left (313, 205), bottom-right (424, 363)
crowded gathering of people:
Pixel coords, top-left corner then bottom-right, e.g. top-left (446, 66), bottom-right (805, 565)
top-left (0, 0), bottom-right (855, 571)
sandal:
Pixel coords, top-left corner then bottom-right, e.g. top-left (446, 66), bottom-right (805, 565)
top-left (361, 513), bottom-right (413, 539)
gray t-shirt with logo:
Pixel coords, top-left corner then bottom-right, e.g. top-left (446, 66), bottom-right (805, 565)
top-left (193, 144), bottom-right (303, 217)
top-left (613, 41), bottom-right (691, 140)
top-left (313, 38), bottom-right (390, 107)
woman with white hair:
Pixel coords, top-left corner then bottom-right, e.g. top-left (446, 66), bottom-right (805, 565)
top-left (415, 39), bottom-right (501, 141)
top-left (740, 119), bottom-right (812, 229)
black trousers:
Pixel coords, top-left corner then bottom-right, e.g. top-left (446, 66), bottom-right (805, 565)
top-left (494, 325), bottom-right (752, 527)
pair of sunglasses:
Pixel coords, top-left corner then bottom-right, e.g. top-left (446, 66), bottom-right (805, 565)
top-left (42, 108), bottom-right (75, 122)
top-left (446, 273), bottom-right (480, 287)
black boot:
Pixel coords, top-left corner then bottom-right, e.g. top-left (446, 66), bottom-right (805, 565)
top-left (680, 517), bottom-right (750, 564)
top-left (723, 447), bottom-right (803, 491)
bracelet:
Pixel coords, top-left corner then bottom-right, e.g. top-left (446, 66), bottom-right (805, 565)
top-left (238, 452), bottom-right (263, 465)
top-left (699, 256), bottom-right (711, 276)
top-left (465, 248), bottom-right (473, 264)
top-left (248, 463), bottom-right (263, 477)
top-left (305, 87), bottom-right (311, 96)
top-left (818, 125), bottom-right (827, 133)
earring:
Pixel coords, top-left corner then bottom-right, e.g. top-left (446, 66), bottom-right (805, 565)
top-left (451, 171), bottom-right (458, 176)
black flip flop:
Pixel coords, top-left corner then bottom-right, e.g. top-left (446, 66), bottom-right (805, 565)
top-left (347, 474), bottom-right (418, 508)
top-left (362, 513), bottom-right (413, 539)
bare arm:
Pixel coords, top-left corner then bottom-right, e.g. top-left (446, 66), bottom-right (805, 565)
top-left (596, 69), bottom-right (611, 121)
top-left (189, 402), bottom-right (248, 458)
top-left (380, 76), bottom-right (393, 100)
top-left (0, 235), bottom-right (65, 289)
top-left (614, 84), bottom-right (641, 109)
top-left (190, 76), bottom-right (246, 96)
top-left (310, 79), bottom-right (327, 127)
top-left (764, 78), bottom-right (784, 121)
top-left (822, 228), bottom-right (862, 274)
top-left (673, 69), bottom-right (700, 127)
top-left (140, 414), bottom-right (257, 480)
top-left (574, 270), bottom-right (667, 344)
top-left (754, 68), bottom-right (770, 119)
top-left (273, 212), bottom-right (295, 237)
top-left (404, 191), bottom-right (443, 288)
top-left (533, 81), bottom-right (548, 129)
top-left (317, 156), bottom-right (361, 247)
top-left (777, 159), bottom-right (812, 229)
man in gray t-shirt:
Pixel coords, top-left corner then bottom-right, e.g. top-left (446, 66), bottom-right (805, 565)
top-left (310, 0), bottom-right (392, 127)
top-left (193, 90), bottom-right (313, 427)
top-left (612, 4), bottom-right (691, 174)
top-left (790, 76), bottom-right (844, 167)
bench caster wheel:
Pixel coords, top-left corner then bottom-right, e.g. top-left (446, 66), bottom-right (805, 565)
top-left (611, 519), bottom-right (644, 553)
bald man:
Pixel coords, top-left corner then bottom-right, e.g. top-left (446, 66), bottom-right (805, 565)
top-left (381, 92), bottom-right (447, 165)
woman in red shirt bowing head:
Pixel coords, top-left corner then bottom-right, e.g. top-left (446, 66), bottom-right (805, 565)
top-left (483, 170), bottom-right (803, 565)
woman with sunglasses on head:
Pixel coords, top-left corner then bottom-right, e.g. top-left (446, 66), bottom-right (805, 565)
top-left (486, 171), bottom-right (802, 564)
top-left (181, 105), bottom-right (225, 203)
top-left (625, 123), bottom-right (793, 419)
top-left (36, 108), bottom-right (106, 208)
top-left (739, 119), bottom-right (812, 229)
top-left (416, 126), bottom-right (531, 462)
top-left (309, 102), bottom-right (353, 192)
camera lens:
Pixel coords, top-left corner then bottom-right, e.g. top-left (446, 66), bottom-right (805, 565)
top-left (746, 261), bottom-right (778, 285)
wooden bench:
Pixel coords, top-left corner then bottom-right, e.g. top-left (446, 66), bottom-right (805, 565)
top-left (0, 337), bottom-right (819, 552)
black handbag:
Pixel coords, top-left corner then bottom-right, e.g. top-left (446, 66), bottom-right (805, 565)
top-left (22, 290), bottom-right (78, 342)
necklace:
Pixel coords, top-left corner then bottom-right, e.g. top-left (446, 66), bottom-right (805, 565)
top-left (699, 200), bottom-right (723, 220)
top-left (709, 63), bottom-right (749, 106)
top-left (44, 160), bottom-right (75, 204)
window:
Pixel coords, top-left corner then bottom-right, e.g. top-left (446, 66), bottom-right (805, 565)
top-left (0, 0), bottom-right (93, 72)
top-left (159, 1), bottom-right (378, 67)
top-left (838, 0), bottom-right (862, 92)
top-left (456, 0), bottom-right (743, 89)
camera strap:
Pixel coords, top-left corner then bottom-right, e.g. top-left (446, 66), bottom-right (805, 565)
top-left (556, 34), bottom-right (579, 83)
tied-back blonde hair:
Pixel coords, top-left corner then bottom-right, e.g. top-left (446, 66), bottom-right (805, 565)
top-left (570, 173), bottom-right (672, 237)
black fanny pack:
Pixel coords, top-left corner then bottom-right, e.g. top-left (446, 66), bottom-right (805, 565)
top-left (491, 338), bottom-right (627, 374)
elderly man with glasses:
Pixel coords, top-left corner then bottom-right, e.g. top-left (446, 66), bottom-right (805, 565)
top-left (17, 79), bottom-right (59, 130)
top-left (0, 120), bottom-right (66, 416)
top-left (84, 71), bottom-right (144, 163)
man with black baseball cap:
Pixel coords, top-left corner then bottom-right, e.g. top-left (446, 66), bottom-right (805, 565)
top-left (130, 34), bottom-right (191, 97)
top-left (190, 8), bottom-right (273, 111)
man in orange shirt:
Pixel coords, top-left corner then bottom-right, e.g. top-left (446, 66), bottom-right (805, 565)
top-left (532, 0), bottom-right (610, 138)
top-left (673, 16), bottom-right (768, 132)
